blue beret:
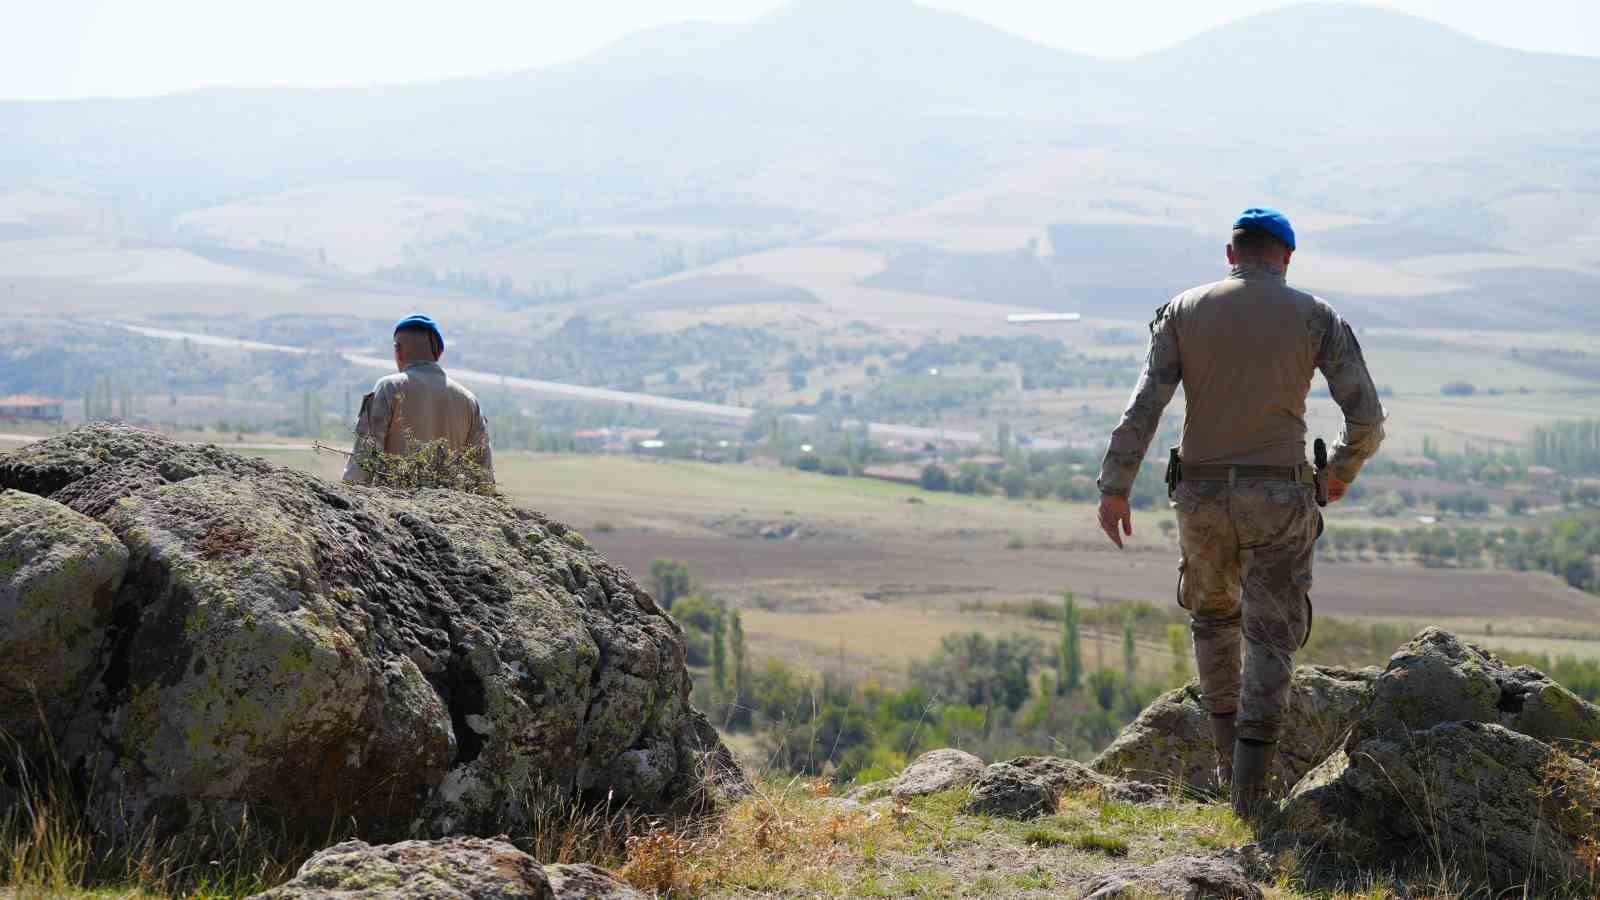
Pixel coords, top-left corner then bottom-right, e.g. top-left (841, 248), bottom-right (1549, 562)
top-left (394, 313), bottom-right (444, 352)
top-left (1233, 207), bottom-right (1296, 251)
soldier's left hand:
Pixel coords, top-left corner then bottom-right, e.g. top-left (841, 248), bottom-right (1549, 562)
top-left (1326, 474), bottom-right (1349, 503)
top-left (1097, 493), bottom-right (1132, 549)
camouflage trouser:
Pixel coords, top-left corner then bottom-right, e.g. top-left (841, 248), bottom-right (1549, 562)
top-left (1174, 479), bottom-right (1319, 743)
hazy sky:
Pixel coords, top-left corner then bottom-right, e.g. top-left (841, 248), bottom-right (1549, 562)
top-left (8, 0), bottom-right (1599, 100)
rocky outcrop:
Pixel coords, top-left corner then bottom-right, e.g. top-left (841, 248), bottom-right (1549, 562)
top-left (0, 490), bottom-right (127, 746)
top-left (1077, 849), bottom-right (1265, 900)
top-left (890, 748), bottom-right (985, 798)
top-left (249, 838), bottom-right (646, 899)
top-left (0, 426), bottom-right (745, 844)
top-left (962, 762), bottom-right (1058, 818)
top-left (1278, 630), bottom-right (1600, 890)
top-left (1351, 627), bottom-right (1600, 746)
top-left (1004, 756), bottom-right (1163, 804)
top-left (1091, 665), bottom-right (1376, 795)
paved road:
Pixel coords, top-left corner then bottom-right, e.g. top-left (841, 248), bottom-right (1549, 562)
top-left (107, 321), bottom-right (1051, 448)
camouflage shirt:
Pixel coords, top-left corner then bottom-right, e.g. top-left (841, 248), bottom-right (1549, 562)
top-left (1097, 266), bottom-right (1386, 497)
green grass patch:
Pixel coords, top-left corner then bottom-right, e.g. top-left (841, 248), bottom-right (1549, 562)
top-left (1021, 825), bottom-right (1073, 847)
top-left (1071, 830), bottom-right (1130, 857)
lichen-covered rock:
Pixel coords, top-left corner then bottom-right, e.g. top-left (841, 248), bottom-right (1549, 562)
top-left (1279, 720), bottom-right (1598, 891)
top-left (0, 426), bottom-right (745, 844)
top-left (0, 489), bottom-right (127, 745)
top-left (1092, 666), bottom-right (1376, 795)
top-left (250, 837), bottom-right (552, 898)
top-left (891, 748), bottom-right (985, 798)
top-left (1077, 850), bottom-right (1265, 899)
top-left (961, 762), bottom-right (1057, 819)
top-left (1002, 756), bottom-right (1164, 805)
top-left (544, 863), bottom-right (649, 899)
top-left (1353, 627), bottom-right (1600, 745)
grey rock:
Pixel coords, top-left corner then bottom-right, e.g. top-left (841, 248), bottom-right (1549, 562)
top-left (0, 426), bottom-right (746, 845)
top-left (962, 762), bottom-right (1057, 819)
top-left (891, 748), bottom-right (985, 798)
top-left (1280, 720), bottom-right (1598, 891)
top-left (1092, 665), bottom-right (1376, 796)
top-left (544, 863), bottom-right (648, 899)
top-left (250, 837), bottom-right (552, 898)
top-left (843, 777), bottom-right (895, 802)
top-left (1004, 756), bottom-right (1164, 804)
top-left (0, 490), bottom-right (127, 746)
top-left (814, 796), bottom-right (866, 815)
top-left (1077, 850), bottom-right (1264, 899)
top-left (1354, 627), bottom-right (1600, 745)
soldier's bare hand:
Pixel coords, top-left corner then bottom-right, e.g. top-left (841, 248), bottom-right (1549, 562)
top-left (1326, 474), bottom-right (1350, 503)
top-left (1098, 494), bottom-right (1132, 548)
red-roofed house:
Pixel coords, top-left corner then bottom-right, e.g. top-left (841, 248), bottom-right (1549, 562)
top-left (0, 395), bottom-right (63, 422)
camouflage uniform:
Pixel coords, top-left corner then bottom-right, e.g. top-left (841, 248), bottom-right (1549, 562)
top-left (1098, 266), bottom-right (1385, 743)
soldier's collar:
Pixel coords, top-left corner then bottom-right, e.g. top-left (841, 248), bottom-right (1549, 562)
top-left (1229, 265), bottom-right (1287, 282)
top-left (403, 360), bottom-right (443, 372)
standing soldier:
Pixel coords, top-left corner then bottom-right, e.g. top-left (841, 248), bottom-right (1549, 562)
top-left (1094, 208), bottom-right (1386, 818)
top-left (343, 314), bottom-right (495, 486)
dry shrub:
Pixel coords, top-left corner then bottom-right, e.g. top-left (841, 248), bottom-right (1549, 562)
top-left (619, 829), bottom-right (699, 896)
top-left (518, 784), bottom-right (637, 868)
top-left (346, 434), bottom-right (495, 495)
top-left (619, 777), bottom-right (888, 898)
top-left (1, 737), bottom-right (306, 897)
top-left (1542, 740), bottom-right (1600, 897)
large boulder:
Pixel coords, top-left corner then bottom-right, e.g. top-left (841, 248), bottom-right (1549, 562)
top-left (1279, 720), bottom-right (1598, 890)
top-left (891, 748), bottom-right (985, 798)
top-left (1276, 629), bottom-right (1600, 891)
top-left (1092, 666), bottom-right (1376, 795)
top-left (0, 427), bottom-right (745, 843)
top-left (1352, 627), bottom-right (1600, 746)
top-left (0, 489), bottom-right (127, 746)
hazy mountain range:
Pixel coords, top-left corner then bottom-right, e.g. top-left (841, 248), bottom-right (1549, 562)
top-left (2, 0), bottom-right (1597, 330)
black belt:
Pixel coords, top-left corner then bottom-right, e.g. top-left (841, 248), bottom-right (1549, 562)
top-left (1179, 463), bottom-right (1314, 485)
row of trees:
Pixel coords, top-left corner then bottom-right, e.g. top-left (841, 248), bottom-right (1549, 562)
top-left (1532, 419), bottom-right (1600, 476)
top-left (1322, 512), bottom-right (1600, 592)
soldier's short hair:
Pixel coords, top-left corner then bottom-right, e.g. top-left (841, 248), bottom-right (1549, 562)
top-left (395, 325), bottom-right (442, 359)
top-left (1231, 227), bottom-right (1289, 257)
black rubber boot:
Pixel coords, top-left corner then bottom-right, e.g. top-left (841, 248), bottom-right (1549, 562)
top-left (1208, 713), bottom-right (1237, 791)
top-left (1230, 738), bottom-right (1277, 821)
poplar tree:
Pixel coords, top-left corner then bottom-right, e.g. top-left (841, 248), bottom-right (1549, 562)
top-left (711, 608), bottom-right (728, 695)
top-left (1123, 615), bottom-right (1138, 682)
top-left (1058, 592), bottom-right (1082, 694)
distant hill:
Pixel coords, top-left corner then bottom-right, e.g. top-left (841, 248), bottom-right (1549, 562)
top-left (2, 0), bottom-right (1597, 330)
